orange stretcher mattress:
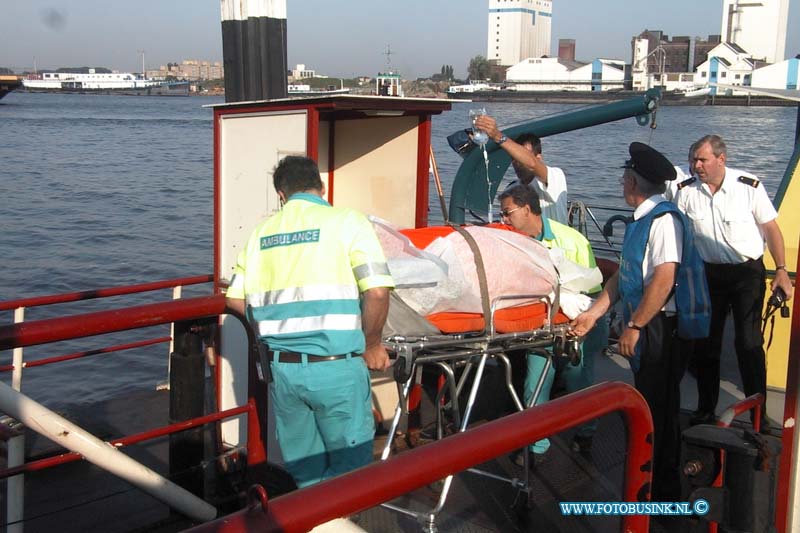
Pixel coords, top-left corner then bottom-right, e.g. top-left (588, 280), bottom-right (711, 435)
top-left (399, 225), bottom-right (569, 334)
top-left (427, 304), bottom-right (570, 334)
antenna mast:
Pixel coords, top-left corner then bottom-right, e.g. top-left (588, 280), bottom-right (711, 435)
top-left (383, 44), bottom-right (394, 73)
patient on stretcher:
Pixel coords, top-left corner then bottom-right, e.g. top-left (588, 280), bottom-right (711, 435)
top-left (372, 218), bottom-right (602, 336)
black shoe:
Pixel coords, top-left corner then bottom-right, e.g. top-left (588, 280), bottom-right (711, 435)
top-left (690, 409), bottom-right (715, 426)
top-left (571, 435), bottom-right (593, 454)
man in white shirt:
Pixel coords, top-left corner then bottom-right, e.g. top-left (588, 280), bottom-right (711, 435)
top-left (674, 134), bottom-right (793, 427)
top-left (475, 115), bottom-right (569, 224)
top-left (664, 141), bottom-right (698, 202)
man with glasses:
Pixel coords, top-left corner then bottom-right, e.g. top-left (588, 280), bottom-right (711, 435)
top-left (476, 114), bottom-right (569, 224)
top-left (498, 184), bottom-right (603, 463)
top-left (572, 142), bottom-right (710, 500)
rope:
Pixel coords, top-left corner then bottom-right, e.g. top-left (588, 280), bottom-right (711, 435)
top-left (761, 300), bottom-right (783, 351)
top-left (567, 200), bottom-right (589, 238)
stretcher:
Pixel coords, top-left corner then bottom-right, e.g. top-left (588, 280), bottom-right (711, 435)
top-left (378, 224), bottom-right (582, 529)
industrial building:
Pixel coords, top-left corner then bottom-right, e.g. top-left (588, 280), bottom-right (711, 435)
top-left (487, 0), bottom-right (552, 67)
top-left (721, 0), bottom-right (790, 64)
top-left (632, 31), bottom-right (721, 74)
top-left (695, 42), bottom-right (758, 94)
top-left (752, 56), bottom-right (800, 90)
top-left (148, 60), bottom-right (223, 81)
top-left (505, 57), bottom-right (625, 91)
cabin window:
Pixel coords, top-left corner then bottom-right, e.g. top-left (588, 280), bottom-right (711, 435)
top-left (720, 72), bottom-right (727, 78)
top-left (735, 74), bottom-right (740, 79)
top-left (701, 72), bottom-right (707, 78)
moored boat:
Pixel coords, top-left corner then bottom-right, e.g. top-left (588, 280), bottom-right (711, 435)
top-left (22, 70), bottom-right (189, 96)
top-left (287, 84), bottom-right (351, 96)
top-left (0, 75), bottom-right (22, 100)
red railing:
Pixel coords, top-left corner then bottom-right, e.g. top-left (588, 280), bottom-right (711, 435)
top-left (0, 293), bottom-right (269, 478)
top-left (0, 337), bottom-right (171, 372)
top-left (0, 295), bottom-right (225, 350)
top-left (189, 381), bottom-right (655, 533)
top-left (0, 275), bottom-right (214, 375)
top-left (0, 403), bottom-right (253, 479)
top-left (0, 274), bottom-right (213, 311)
top-left (716, 393), bottom-right (764, 431)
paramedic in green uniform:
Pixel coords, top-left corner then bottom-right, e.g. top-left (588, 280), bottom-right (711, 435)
top-left (498, 184), bottom-right (606, 462)
top-left (226, 156), bottom-right (394, 487)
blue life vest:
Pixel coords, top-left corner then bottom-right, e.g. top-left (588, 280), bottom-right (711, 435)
top-left (618, 201), bottom-right (711, 371)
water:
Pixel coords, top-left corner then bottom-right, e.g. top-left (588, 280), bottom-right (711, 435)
top-left (1, 91), bottom-right (797, 409)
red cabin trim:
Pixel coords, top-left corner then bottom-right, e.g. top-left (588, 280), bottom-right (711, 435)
top-left (327, 118), bottom-right (336, 204)
top-left (415, 116), bottom-right (432, 228)
top-left (213, 110), bottom-right (223, 293)
top-left (777, 250), bottom-right (800, 532)
top-left (306, 107), bottom-right (319, 162)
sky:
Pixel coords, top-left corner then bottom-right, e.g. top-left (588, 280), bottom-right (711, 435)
top-left (2, 1), bottom-right (799, 79)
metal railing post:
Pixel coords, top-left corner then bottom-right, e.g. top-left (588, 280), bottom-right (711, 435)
top-left (7, 306), bottom-right (25, 533)
top-left (169, 322), bottom-right (206, 498)
top-left (166, 285), bottom-right (183, 387)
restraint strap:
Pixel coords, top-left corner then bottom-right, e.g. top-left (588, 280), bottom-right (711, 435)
top-left (449, 224), bottom-right (492, 335)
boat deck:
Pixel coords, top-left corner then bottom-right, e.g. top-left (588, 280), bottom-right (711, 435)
top-left (1, 318), bottom-right (783, 532)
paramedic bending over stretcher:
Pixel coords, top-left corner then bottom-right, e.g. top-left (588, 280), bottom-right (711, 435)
top-left (498, 184), bottom-right (606, 462)
top-left (226, 156), bottom-right (394, 488)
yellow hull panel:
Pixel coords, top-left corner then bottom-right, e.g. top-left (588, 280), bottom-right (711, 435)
top-left (764, 142), bottom-right (800, 391)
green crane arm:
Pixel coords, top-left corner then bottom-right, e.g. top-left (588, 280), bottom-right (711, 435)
top-left (448, 88), bottom-right (662, 223)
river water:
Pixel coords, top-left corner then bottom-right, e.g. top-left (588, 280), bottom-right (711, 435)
top-left (0, 91), bottom-right (797, 409)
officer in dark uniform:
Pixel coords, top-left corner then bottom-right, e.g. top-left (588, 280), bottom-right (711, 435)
top-left (573, 142), bottom-right (709, 500)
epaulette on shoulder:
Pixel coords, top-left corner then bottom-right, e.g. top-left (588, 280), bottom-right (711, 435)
top-left (738, 175), bottom-right (760, 188)
top-left (677, 176), bottom-right (697, 190)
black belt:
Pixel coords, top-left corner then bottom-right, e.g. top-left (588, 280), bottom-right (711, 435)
top-left (268, 350), bottom-right (357, 363)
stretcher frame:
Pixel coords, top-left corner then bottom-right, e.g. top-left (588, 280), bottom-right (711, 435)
top-left (380, 291), bottom-right (580, 532)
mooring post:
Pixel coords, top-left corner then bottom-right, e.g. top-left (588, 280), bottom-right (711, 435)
top-left (170, 322), bottom-right (206, 498)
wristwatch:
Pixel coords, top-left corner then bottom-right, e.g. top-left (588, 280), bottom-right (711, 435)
top-left (776, 265), bottom-right (787, 271)
top-left (627, 320), bottom-right (642, 331)
top-left (497, 134), bottom-right (508, 145)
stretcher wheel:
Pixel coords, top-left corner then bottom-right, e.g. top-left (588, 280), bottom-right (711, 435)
top-left (394, 356), bottom-right (411, 383)
top-left (567, 338), bottom-right (581, 366)
top-left (553, 336), bottom-right (565, 358)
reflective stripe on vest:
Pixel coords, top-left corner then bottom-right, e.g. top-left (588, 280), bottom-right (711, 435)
top-left (231, 193), bottom-right (393, 355)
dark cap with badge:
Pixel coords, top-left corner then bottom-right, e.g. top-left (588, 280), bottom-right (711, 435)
top-left (622, 142), bottom-right (677, 183)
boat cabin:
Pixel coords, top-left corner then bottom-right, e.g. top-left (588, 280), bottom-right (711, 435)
top-left (209, 94), bottom-right (450, 448)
